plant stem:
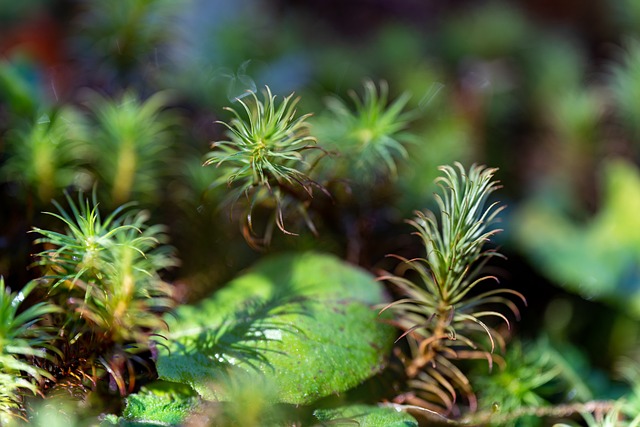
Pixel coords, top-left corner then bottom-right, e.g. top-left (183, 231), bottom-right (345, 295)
top-left (461, 400), bottom-right (617, 425)
top-left (384, 400), bottom-right (618, 426)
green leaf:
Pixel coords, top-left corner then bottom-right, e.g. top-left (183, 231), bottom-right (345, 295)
top-left (100, 415), bottom-right (165, 427)
top-left (157, 252), bottom-right (394, 405)
top-left (313, 404), bottom-right (418, 427)
top-left (513, 159), bottom-right (640, 316)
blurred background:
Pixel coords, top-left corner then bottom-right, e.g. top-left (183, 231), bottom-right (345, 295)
top-left (2, 0), bottom-right (640, 411)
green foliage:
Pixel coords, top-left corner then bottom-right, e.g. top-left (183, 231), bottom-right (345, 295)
top-left (514, 159), bottom-right (640, 316)
top-left (475, 341), bottom-right (562, 412)
top-left (31, 192), bottom-right (177, 394)
top-left (4, 3), bottom-right (640, 423)
top-left (589, 407), bottom-right (640, 427)
top-left (313, 404), bottom-right (419, 426)
top-left (0, 84), bottom-right (177, 209)
top-left (22, 396), bottom-right (104, 427)
top-left (0, 57), bottom-right (44, 118)
top-left (157, 252), bottom-right (395, 405)
top-left (550, 87), bottom-right (602, 147)
top-left (193, 371), bottom-right (293, 426)
top-left (0, 0), bottom-right (50, 26)
top-left (1, 108), bottom-right (87, 203)
top-left (525, 36), bottom-right (587, 110)
top-left (204, 86), bottom-right (325, 244)
top-left (439, 2), bottom-right (532, 60)
top-left (555, 403), bottom-right (640, 427)
top-left (155, 12), bottom-right (270, 110)
top-left (468, 338), bottom-right (597, 426)
top-left (75, 0), bottom-right (181, 71)
top-left (614, 0), bottom-right (640, 38)
top-left (397, 113), bottom-right (474, 214)
top-left (88, 91), bottom-right (176, 206)
top-left (0, 279), bottom-right (59, 423)
top-left (8, 1), bottom-right (640, 425)
top-left (109, 374), bottom-right (298, 426)
top-left (616, 354), bottom-right (640, 421)
top-left (609, 39), bottom-right (640, 139)
top-left (117, 381), bottom-right (201, 425)
top-left (380, 163), bottom-right (524, 413)
top-left (315, 80), bottom-right (414, 183)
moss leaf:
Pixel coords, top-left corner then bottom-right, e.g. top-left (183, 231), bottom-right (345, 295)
top-left (313, 404), bottom-right (418, 427)
top-left (121, 381), bottom-right (201, 425)
top-left (101, 381), bottom-right (201, 426)
top-left (156, 252), bottom-right (395, 405)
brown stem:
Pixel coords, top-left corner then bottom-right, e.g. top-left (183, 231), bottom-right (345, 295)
top-left (461, 400), bottom-right (618, 425)
top-left (407, 303), bottom-right (451, 377)
top-left (384, 400), bottom-right (618, 426)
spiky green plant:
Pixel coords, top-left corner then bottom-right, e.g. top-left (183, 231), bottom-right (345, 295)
top-left (75, 0), bottom-right (180, 72)
top-left (380, 163), bottom-right (525, 414)
top-left (609, 39), bottom-right (640, 140)
top-left (31, 192), bottom-right (177, 394)
top-left (317, 80), bottom-right (414, 183)
top-left (581, 405), bottom-right (640, 427)
top-left (615, 354), bottom-right (640, 423)
top-left (0, 278), bottom-right (59, 423)
top-left (551, 88), bottom-right (602, 147)
top-left (465, 338), bottom-right (598, 426)
top-left (204, 86), bottom-right (325, 245)
top-left (1, 108), bottom-right (87, 203)
top-left (89, 91), bottom-right (176, 206)
top-left (554, 403), bottom-right (640, 427)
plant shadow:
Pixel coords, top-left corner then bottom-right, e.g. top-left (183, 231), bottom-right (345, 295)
top-left (162, 280), bottom-right (315, 396)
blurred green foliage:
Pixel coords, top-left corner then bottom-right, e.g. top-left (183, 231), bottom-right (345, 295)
top-left (2, 0), bottom-right (640, 424)
top-left (514, 159), bottom-right (640, 317)
top-left (2, 108), bottom-right (87, 202)
top-left (0, 0), bottom-right (48, 26)
top-left (87, 91), bottom-right (177, 206)
top-left (609, 39), bottom-right (640, 140)
top-left (0, 57), bottom-right (45, 118)
top-left (313, 80), bottom-right (414, 184)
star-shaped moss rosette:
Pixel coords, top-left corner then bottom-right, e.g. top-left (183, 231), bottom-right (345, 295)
top-left (205, 86), bottom-right (327, 246)
top-left (315, 80), bottom-right (415, 184)
top-left (89, 90), bottom-right (177, 206)
top-left (31, 192), bottom-right (177, 395)
top-left (1, 107), bottom-right (87, 203)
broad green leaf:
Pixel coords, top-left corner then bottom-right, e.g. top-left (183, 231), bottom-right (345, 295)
top-left (314, 404), bottom-right (418, 427)
top-left (157, 252), bottom-right (395, 405)
top-left (513, 159), bottom-right (640, 315)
